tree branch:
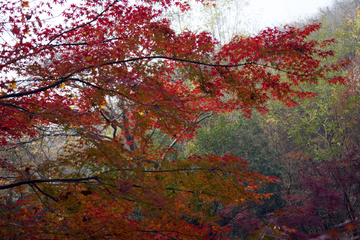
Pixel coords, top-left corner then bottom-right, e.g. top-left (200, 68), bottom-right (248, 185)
top-left (84, 56), bottom-right (252, 70)
top-left (0, 78), bottom-right (68, 99)
top-left (47, 37), bottom-right (130, 48)
top-left (46, 0), bottom-right (120, 46)
top-left (31, 183), bottom-right (59, 202)
top-left (0, 101), bottom-right (34, 115)
top-left (162, 111), bottom-right (214, 160)
top-left (0, 176), bottom-right (98, 190)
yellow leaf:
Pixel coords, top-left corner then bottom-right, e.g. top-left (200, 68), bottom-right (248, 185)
top-left (22, 1), bottom-right (29, 7)
top-left (86, 56), bottom-right (92, 61)
top-left (9, 82), bottom-right (17, 89)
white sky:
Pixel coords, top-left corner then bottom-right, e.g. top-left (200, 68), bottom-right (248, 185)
top-left (246, 0), bottom-right (335, 31)
top-left (175, 0), bottom-right (337, 41)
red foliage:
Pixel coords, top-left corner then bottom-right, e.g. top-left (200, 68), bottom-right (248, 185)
top-left (0, 0), bottom-right (348, 238)
top-left (256, 151), bottom-right (360, 239)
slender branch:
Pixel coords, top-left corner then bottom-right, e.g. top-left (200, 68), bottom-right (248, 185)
top-left (31, 183), bottom-right (59, 202)
top-left (0, 78), bottom-right (67, 99)
top-left (0, 176), bottom-right (98, 190)
top-left (169, 112), bottom-right (214, 150)
top-left (0, 101), bottom-right (34, 115)
top-left (0, 1), bottom-right (120, 70)
top-left (47, 37), bottom-right (129, 48)
top-left (65, 78), bottom-right (140, 104)
top-left (85, 56), bottom-right (252, 70)
top-left (111, 167), bottom-right (226, 173)
top-left (29, 184), bottom-right (58, 215)
top-left (162, 111), bottom-right (214, 160)
top-left (100, 110), bottom-right (111, 123)
top-left (194, 111), bottom-right (215, 124)
top-left (122, 109), bottom-right (137, 151)
top-left (46, 0), bottom-right (119, 46)
top-left (1, 55), bottom-right (299, 101)
top-left (143, 168), bottom-right (219, 173)
top-left (144, 128), bottom-right (156, 145)
top-left (135, 229), bottom-right (203, 238)
top-left (255, 62), bottom-right (312, 77)
top-left (164, 187), bottom-right (217, 198)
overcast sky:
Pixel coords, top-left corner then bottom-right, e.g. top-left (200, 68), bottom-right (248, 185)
top-left (246, 0), bottom-right (335, 31)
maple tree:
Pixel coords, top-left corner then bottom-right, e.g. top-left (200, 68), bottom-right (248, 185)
top-left (0, 0), bottom-right (349, 238)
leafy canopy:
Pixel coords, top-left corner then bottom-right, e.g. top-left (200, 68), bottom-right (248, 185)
top-left (0, 0), bottom-right (348, 238)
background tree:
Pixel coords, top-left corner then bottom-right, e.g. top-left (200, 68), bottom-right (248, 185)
top-left (251, 150), bottom-right (360, 239)
top-left (163, 0), bottom-right (251, 45)
top-left (245, 1), bottom-right (360, 238)
top-left (186, 113), bottom-right (284, 238)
